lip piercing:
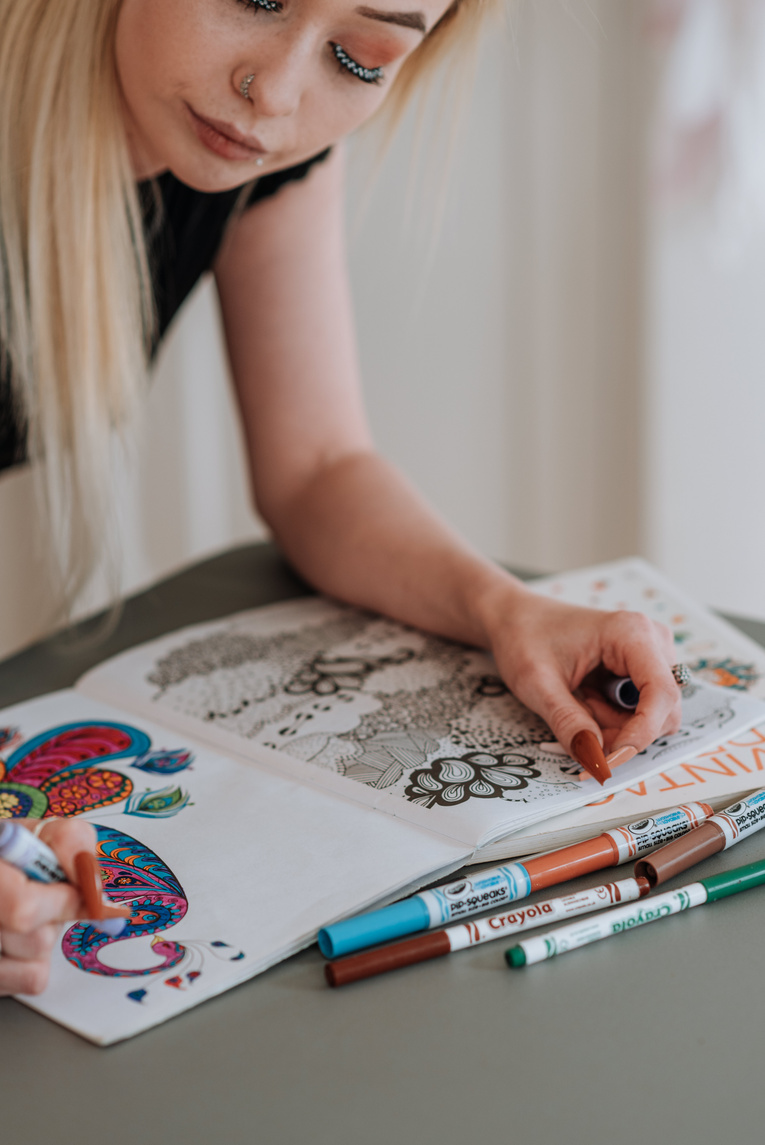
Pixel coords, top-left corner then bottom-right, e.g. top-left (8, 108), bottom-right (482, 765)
top-left (240, 74), bottom-right (254, 100)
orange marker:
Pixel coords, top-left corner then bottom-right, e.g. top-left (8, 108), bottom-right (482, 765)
top-left (317, 802), bottom-right (714, 959)
top-left (522, 801), bottom-right (713, 890)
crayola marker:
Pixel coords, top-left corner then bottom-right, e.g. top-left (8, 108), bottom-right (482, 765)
top-left (317, 801), bottom-right (713, 958)
top-left (326, 875), bottom-right (651, 986)
top-left (506, 857), bottom-right (765, 967)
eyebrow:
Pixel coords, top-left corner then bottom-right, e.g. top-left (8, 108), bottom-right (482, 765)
top-left (355, 5), bottom-right (428, 33)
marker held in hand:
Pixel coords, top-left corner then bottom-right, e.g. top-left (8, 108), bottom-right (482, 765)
top-left (73, 851), bottom-right (130, 934)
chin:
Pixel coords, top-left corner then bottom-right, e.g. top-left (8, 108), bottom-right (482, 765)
top-left (165, 149), bottom-right (262, 193)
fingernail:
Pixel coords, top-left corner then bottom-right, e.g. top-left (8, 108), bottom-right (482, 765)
top-left (539, 741), bottom-right (570, 756)
top-left (605, 745), bottom-right (638, 769)
top-left (87, 917), bottom-right (128, 937)
top-left (74, 851), bottom-right (130, 925)
top-left (74, 852), bottom-right (104, 919)
top-left (571, 729), bottom-right (612, 786)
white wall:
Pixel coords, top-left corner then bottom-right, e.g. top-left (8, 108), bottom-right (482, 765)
top-left (349, 1), bottom-right (647, 574)
top-left (5, 0), bottom-right (761, 663)
top-left (644, 205), bottom-right (765, 619)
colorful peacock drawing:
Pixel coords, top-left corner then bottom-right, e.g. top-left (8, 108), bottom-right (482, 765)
top-left (63, 825), bottom-right (188, 977)
top-left (0, 720), bottom-right (244, 1001)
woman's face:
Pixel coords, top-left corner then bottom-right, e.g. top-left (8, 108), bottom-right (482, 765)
top-left (115, 0), bottom-right (450, 188)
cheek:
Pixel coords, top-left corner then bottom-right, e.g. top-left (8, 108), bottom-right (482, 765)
top-left (298, 85), bottom-right (382, 154)
top-left (115, 0), bottom-right (228, 119)
top-left (304, 56), bottom-right (410, 143)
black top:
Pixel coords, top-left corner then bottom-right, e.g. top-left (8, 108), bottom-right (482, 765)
top-left (0, 148), bottom-right (331, 472)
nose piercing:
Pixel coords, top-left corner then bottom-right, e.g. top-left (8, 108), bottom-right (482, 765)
top-left (256, 158), bottom-right (263, 167)
top-left (240, 74), bottom-right (254, 101)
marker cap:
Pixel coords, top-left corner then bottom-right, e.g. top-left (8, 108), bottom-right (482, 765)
top-left (700, 859), bottom-right (765, 902)
top-left (634, 820), bottom-right (725, 886)
top-left (318, 897), bottom-right (431, 959)
top-left (505, 946), bottom-right (526, 968)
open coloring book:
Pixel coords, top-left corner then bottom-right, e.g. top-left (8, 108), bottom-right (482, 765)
top-left (4, 557), bottom-right (765, 1044)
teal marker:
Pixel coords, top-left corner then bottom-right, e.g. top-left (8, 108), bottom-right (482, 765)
top-left (318, 803), bottom-right (713, 958)
top-left (505, 857), bottom-right (765, 967)
top-left (318, 863), bottom-right (532, 958)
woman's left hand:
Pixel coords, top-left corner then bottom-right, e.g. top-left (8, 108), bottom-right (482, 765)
top-left (484, 586), bottom-right (682, 770)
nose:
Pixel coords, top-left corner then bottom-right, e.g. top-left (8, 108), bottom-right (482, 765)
top-left (238, 39), bottom-right (309, 119)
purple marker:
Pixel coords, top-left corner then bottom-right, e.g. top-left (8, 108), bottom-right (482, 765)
top-left (0, 821), bottom-right (127, 936)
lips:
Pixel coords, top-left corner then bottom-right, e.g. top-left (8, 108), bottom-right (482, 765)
top-left (186, 104), bottom-right (268, 162)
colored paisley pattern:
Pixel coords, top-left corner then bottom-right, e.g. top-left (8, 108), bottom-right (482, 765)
top-left (0, 722), bottom-right (149, 817)
top-left (0, 721), bottom-right (198, 983)
top-left (62, 826), bottom-right (188, 977)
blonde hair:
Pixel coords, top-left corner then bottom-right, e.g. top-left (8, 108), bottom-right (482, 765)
top-left (388, 0), bottom-right (503, 125)
top-left (0, 0), bottom-right (496, 617)
top-left (0, 0), bottom-right (152, 614)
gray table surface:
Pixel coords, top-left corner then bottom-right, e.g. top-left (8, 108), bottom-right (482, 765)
top-left (2, 543), bottom-right (764, 1145)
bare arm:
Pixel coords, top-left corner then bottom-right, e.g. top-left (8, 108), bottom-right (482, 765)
top-left (215, 149), bottom-right (507, 644)
top-left (215, 148), bottom-right (681, 763)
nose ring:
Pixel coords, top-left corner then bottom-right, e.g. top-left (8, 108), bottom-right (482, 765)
top-left (239, 74), bottom-right (254, 101)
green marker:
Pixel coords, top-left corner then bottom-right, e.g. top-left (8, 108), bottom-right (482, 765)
top-left (506, 858), bottom-right (765, 968)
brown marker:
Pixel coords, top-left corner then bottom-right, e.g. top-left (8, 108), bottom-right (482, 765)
top-left (325, 876), bottom-right (650, 987)
top-left (635, 788), bottom-right (765, 887)
top-left (74, 851), bottom-right (131, 922)
top-left (571, 729), bottom-right (612, 786)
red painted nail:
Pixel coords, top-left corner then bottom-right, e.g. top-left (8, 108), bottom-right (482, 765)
top-left (571, 730), bottom-right (612, 786)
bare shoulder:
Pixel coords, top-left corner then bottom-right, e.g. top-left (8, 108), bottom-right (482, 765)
top-left (215, 146), bottom-right (345, 285)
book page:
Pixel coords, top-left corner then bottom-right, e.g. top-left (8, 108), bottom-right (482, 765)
top-left (532, 557), bottom-right (765, 698)
top-left (0, 690), bottom-right (467, 1044)
top-left (78, 560), bottom-right (765, 848)
top-left (476, 723), bottom-right (765, 861)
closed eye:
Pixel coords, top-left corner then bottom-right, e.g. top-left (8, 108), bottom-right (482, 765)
top-left (237, 0), bottom-right (282, 12)
top-left (331, 43), bottom-right (384, 84)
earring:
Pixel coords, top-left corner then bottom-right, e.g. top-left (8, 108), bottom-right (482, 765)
top-left (239, 74), bottom-right (254, 101)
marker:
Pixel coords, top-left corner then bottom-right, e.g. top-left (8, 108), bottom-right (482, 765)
top-left (325, 875), bottom-right (651, 986)
top-left (505, 857), bottom-right (765, 967)
top-left (0, 821), bottom-right (130, 936)
top-left (599, 673), bottom-right (639, 712)
top-left (0, 820), bottom-right (67, 883)
top-left (635, 788), bottom-right (765, 886)
top-left (316, 801), bottom-right (713, 958)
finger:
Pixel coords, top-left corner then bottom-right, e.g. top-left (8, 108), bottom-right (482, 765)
top-left (0, 923), bottom-right (57, 962)
top-left (608, 692), bottom-right (682, 761)
top-left (32, 819), bottom-right (97, 884)
top-left (0, 859), bottom-right (81, 934)
top-left (606, 672), bottom-right (683, 758)
top-left (599, 622), bottom-right (683, 755)
top-left (599, 613), bottom-right (676, 677)
top-left (517, 666), bottom-right (611, 784)
top-left (0, 957), bottom-right (50, 997)
top-left (577, 690), bottom-right (633, 731)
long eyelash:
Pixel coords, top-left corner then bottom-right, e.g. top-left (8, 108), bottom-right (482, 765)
top-left (332, 43), bottom-right (384, 85)
top-left (237, 0), bottom-right (282, 12)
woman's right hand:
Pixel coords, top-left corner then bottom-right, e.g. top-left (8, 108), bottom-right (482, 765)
top-left (0, 819), bottom-right (96, 996)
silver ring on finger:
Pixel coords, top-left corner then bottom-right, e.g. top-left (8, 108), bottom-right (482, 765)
top-left (671, 663), bottom-right (692, 688)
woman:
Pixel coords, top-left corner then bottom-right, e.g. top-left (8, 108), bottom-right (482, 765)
top-left (0, 0), bottom-right (681, 995)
